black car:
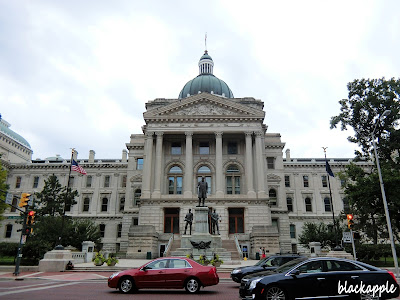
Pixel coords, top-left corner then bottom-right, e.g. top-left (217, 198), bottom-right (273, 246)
top-left (240, 257), bottom-right (399, 300)
top-left (231, 254), bottom-right (303, 283)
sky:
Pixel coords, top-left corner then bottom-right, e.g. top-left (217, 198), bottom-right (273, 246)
top-left (1, 0), bottom-right (399, 160)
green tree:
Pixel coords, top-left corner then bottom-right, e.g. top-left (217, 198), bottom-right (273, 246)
top-left (298, 221), bottom-right (342, 249)
top-left (0, 160), bottom-right (9, 219)
top-left (331, 77), bottom-right (400, 243)
top-left (330, 77), bottom-right (400, 161)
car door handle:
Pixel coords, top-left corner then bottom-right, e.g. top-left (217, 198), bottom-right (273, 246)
top-left (158, 271), bottom-right (164, 274)
top-left (317, 278), bottom-right (326, 281)
top-left (351, 276), bottom-right (359, 279)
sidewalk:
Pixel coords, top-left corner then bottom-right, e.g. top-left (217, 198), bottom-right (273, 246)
top-left (0, 258), bottom-right (256, 282)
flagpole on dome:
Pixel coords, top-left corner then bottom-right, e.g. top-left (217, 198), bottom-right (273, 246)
top-left (55, 148), bottom-right (75, 250)
top-left (322, 147), bottom-right (342, 251)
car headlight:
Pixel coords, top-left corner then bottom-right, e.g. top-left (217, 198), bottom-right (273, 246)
top-left (109, 272), bottom-right (120, 280)
top-left (249, 278), bottom-right (262, 290)
top-left (231, 269), bottom-right (242, 274)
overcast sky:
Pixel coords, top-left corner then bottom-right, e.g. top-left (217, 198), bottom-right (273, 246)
top-left (1, 0), bottom-right (399, 160)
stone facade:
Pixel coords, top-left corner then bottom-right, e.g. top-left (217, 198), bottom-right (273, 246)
top-left (0, 52), bottom-right (367, 259)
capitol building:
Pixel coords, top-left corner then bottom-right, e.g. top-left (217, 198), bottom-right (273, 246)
top-left (0, 51), bottom-right (359, 259)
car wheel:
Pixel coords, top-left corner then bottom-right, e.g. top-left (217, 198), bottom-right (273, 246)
top-left (359, 294), bottom-right (380, 300)
top-left (265, 286), bottom-right (286, 300)
top-left (118, 277), bottom-right (135, 294)
top-left (185, 278), bottom-right (200, 293)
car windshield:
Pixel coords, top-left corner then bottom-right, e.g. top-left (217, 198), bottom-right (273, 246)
top-left (275, 258), bottom-right (307, 273)
top-left (255, 257), bottom-right (271, 266)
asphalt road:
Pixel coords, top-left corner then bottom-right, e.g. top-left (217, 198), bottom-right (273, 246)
top-left (0, 280), bottom-right (240, 300)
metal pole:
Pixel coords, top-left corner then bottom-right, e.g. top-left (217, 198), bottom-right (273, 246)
top-left (350, 229), bottom-right (357, 260)
top-left (14, 212), bottom-right (27, 276)
top-left (372, 136), bottom-right (399, 276)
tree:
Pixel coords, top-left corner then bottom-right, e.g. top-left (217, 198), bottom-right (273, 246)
top-left (298, 221), bottom-right (343, 249)
top-left (331, 78), bottom-right (400, 243)
top-left (0, 159), bottom-right (9, 219)
top-left (330, 77), bottom-right (400, 161)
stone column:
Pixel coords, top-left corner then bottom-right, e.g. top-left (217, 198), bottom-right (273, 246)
top-left (245, 131), bottom-right (256, 198)
top-left (255, 130), bottom-right (266, 198)
top-left (184, 131), bottom-right (193, 198)
top-left (215, 132), bottom-right (224, 198)
top-left (152, 132), bottom-right (164, 198)
top-left (141, 131), bottom-right (154, 199)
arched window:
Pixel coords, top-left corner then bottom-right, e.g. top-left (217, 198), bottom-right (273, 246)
top-left (226, 164), bottom-right (240, 194)
top-left (197, 165), bottom-right (211, 194)
top-left (134, 189), bottom-right (141, 206)
top-left (324, 197), bottom-right (332, 212)
top-left (269, 188), bottom-right (277, 206)
top-left (101, 197), bottom-right (108, 212)
top-left (83, 197), bottom-right (90, 212)
top-left (305, 197), bottom-right (312, 212)
top-left (287, 197), bottom-right (293, 212)
top-left (168, 166), bottom-right (183, 194)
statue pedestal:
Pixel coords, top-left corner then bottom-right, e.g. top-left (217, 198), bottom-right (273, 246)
top-left (194, 206), bottom-right (209, 233)
top-left (38, 249), bottom-right (73, 272)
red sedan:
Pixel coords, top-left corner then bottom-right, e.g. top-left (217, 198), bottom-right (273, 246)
top-left (108, 257), bottom-right (219, 294)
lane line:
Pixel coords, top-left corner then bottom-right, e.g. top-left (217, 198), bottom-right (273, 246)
top-left (0, 281), bottom-right (79, 297)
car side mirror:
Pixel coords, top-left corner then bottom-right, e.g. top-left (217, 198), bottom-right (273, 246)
top-left (291, 269), bottom-right (300, 276)
top-left (142, 266), bottom-right (150, 271)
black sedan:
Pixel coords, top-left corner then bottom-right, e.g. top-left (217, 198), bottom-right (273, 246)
top-left (240, 257), bottom-right (399, 300)
top-left (231, 254), bottom-right (303, 283)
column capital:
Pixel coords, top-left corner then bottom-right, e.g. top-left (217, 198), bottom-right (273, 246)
top-left (214, 131), bottom-right (223, 138)
top-left (254, 130), bottom-right (264, 137)
top-left (245, 131), bottom-right (253, 137)
top-left (185, 131), bottom-right (193, 137)
top-left (145, 131), bottom-right (154, 138)
top-left (155, 131), bottom-right (164, 137)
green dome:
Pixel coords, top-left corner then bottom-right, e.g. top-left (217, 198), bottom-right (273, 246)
top-left (179, 74), bottom-right (234, 99)
top-left (0, 116), bottom-right (31, 149)
top-left (178, 50), bottom-right (234, 99)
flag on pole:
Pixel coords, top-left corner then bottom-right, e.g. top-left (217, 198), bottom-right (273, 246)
top-left (71, 159), bottom-right (87, 175)
top-left (325, 161), bottom-right (334, 177)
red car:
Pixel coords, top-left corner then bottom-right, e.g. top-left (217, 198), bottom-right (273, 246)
top-left (108, 257), bottom-right (219, 294)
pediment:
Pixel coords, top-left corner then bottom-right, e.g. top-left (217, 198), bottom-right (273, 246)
top-left (144, 93), bottom-right (264, 119)
top-left (267, 174), bottom-right (281, 183)
top-left (130, 174), bottom-right (142, 183)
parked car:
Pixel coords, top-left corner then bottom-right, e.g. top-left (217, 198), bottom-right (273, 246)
top-left (108, 257), bottom-right (219, 294)
top-left (231, 254), bottom-right (304, 283)
top-left (240, 257), bottom-right (399, 300)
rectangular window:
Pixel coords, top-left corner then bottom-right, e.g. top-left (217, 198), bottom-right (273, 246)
top-left (134, 189), bottom-right (141, 206)
top-left (117, 223), bottom-right (122, 238)
top-left (284, 175), bottom-right (290, 187)
top-left (267, 157), bottom-right (275, 169)
top-left (68, 176), bottom-right (74, 187)
top-left (121, 175), bottom-right (127, 188)
top-left (5, 224), bottom-right (12, 238)
top-left (33, 176), bottom-right (39, 188)
top-left (99, 224), bottom-right (105, 238)
top-left (104, 175), bottom-right (110, 188)
top-left (86, 176), bottom-right (92, 188)
top-left (133, 218), bottom-right (139, 226)
top-left (171, 142), bottom-right (182, 155)
top-left (101, 198), bottom-right (108, 212)
top-left (229, 208), bottom-right (244, 234)
top-left (119, 197), bottom-right (125, 212)
top-left (168, 176), bottom-right (182, 194)
top-left (226, 176), bottom-right (240, 194)
top-left (322, 175), bottom-right (328, 187)
top-left (287, 197), bottom-right (293, 212)
top-left (290, 224), bottom-right (296, 238)
top-left (227, 142), bottom-right (238, 154)
top-left (272, 218), bottom-right (279, 232)
top-left (303, 175), bottom-right (309, 187)
top-left (15, 176), bottom-right (21, 188)
top-left (137, 158), bottom-right (144, 170)
top-left (83, 197), bottom-right (90, 212)
top-left (199, 142), bottom-right (210, 155)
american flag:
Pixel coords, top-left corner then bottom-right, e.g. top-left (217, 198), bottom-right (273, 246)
top-left (71, 159), bottom-right (87, 175)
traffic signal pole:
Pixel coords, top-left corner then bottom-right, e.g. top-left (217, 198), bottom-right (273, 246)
top-left (350, 229), bottom-right (357, 260)
top-left (13, 212), bottom-right (28, 276)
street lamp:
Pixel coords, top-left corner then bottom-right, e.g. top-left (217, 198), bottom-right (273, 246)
top-left (371, 109), bottom-right (399, 277)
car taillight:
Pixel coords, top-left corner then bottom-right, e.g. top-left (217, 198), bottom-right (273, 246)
top-left (388, 271), bottom-right (397, 283)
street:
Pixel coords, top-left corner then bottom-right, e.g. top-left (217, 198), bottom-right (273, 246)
top-left (0, 280), bottom-right (240, 300)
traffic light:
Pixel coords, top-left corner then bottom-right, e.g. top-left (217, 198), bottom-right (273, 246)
top-left (347, 214), bottom-right (354, 230)
top-left (26, 211), bottom-right (35, 226)
top-left (18, 193), bottom-right (31, 208)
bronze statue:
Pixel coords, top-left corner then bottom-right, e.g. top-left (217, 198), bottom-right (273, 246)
top-left (197, 177), bottom-right (208, 207)
top-left (184, 209), bottom-right (193, 235)
top-left (211, 209), bottom-right (220, 235)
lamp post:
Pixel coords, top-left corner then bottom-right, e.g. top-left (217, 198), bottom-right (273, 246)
top-left (371, 109), bottom-right (399, 277)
